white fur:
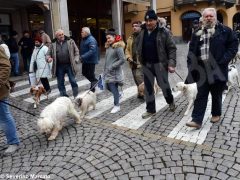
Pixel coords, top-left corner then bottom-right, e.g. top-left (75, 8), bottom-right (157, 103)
top-left (37, 97), bottom-right (81, 140)
top-left (172, 82), bottom-right (197, 116)
top-left (231, 52), bottom-right (240, 64)
top-left (75, 91), bottom-right (96, 119)
top-left (228, 65), bottom-right (240, 91)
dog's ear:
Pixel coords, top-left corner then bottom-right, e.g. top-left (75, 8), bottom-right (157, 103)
top-left (76, 98), bottom-right (82, 107)
top-left (30, 87), bottom-right (34, 94)
top-left (183, 85), bottom-right (187, 92)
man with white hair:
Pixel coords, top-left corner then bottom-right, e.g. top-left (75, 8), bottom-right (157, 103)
top-left (47, 29), bottom-right (79, 98)
top-left (80, 27), bottom-right (99, 92)
top-left (185, 8), bottom-right (238, 129)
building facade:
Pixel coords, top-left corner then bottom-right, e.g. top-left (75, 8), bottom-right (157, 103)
top-left (123, 0), bottom-right (240, 42)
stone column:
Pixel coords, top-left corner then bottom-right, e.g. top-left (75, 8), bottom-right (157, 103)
top-left (50, 0), bottom-right (70, 36)
top-left (111, 0), bottom-right (123, 35)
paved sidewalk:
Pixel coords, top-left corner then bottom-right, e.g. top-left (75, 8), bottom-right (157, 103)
top-left (0, 43), bottom-right (240, 180)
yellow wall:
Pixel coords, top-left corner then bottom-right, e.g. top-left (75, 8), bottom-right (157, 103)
top-left (124, 1), bottom-right (239, 41)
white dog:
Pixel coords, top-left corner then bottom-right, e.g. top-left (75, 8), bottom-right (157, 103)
top-left (75, 91), bottom-right (96, 119)
top-left (230, 51), bottom-right (240, 64)
top-left (227, 64), bottom-right (240, 91)
top-left (37, 97), bottom-right (81, 141)
top-left (172, 82), bottom-right (197, 116)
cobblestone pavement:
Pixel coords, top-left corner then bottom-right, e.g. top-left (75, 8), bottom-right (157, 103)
top-left (1, 44), bottom-right (240, 180)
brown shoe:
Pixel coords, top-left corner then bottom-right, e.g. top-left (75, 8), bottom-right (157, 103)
top-left (186, 121), bottom-right (201, 129)
top-left (211, 116), bottom-right (220, 123)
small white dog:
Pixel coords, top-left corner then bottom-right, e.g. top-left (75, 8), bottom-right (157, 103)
top-left (227, 64), bottom-right (240, 91)
top-left (75, 91), bottom-right (96, 119)
top-left (37, 97), bottom-right (81, 141)
top-left (172, 82), bottom-right (197, 116)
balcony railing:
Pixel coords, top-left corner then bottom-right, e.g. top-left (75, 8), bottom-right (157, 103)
top-left (174, 0), bottom-right (236, 8)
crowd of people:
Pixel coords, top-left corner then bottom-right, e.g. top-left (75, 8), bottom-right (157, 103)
top-left (0, 7), bottom-right (239, 155)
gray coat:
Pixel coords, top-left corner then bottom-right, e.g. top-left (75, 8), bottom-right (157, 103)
top-left (136, 24), bottom-right (177, 69)
top-left (46, 36), bottom-right (79, 77)
top-left (104, 40), bottom-right (125, 85)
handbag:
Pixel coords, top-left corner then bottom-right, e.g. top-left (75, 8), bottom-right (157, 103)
top-left (33, 46), bottom-right (43, 72)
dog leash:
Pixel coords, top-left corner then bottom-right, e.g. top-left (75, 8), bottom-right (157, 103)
top-left (0, 99), bottom-right (36, 116)
top-left (174, 71), bottom-right (184, 81)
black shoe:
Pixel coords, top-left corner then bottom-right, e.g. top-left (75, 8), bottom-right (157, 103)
top-left (142, 112), bottom-right (156, 119)
top-left (61, 94), bottom-right (69, 97)
top-left (186, 121), bottom-right (202, 129)
top-left (169, 102), bottom-right (176, 111)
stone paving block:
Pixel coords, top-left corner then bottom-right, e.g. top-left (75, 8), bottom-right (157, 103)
top-left (170, 167), bottom-right (182, 174)
top-left (216, 172), bottom-right (229, 180)
top-left (199, 175), bottom-right (211, 180)
top-left (186, 173), bottom-right (199, 180)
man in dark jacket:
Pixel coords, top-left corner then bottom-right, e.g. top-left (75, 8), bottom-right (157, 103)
top-left (18, 31), bottom-right (34, 72)
top-left (136, 9), bottom-right (177, 119)
top-left (6, 31), bottom-right (20, 76)
top-left (80, 27), bottom-right (99, 92)
top-left (185, 8), bottom-right (239, 129)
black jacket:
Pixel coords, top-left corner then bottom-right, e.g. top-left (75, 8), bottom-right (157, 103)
top-left (186, 23), bottom-right (239, 84)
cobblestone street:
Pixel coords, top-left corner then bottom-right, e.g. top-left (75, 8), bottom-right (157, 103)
top-left (1, 44), bottom-right (240, 180)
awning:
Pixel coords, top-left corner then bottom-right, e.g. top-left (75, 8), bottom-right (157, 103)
top-left (122, 0), bottom-right (150, 6)
top-left (181, 12), bottom-right (201, 20)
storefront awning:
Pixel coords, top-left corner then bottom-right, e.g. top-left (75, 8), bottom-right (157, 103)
top-left (122, 0), bottom-right (150, 6)
top-left (181, 12), bottom-right (201, 20)
top-left (0, 0), bottom-right (44, 11)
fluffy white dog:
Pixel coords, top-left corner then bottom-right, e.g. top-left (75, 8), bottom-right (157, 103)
top-left (75, 91), bottom-right (96, 119)
top-left (37, 97), bottom-right (81, 141)
top-left (172, 82), bottom-right (197, 116)
top-left (227, 64), bottom-right (240, 91)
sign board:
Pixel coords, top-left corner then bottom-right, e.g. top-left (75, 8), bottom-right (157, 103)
top-left (0, 14), bottom-right (10, 25)
top-left (122, 0), bottom-right (150, 6)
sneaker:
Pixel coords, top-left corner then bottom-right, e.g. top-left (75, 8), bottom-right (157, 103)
top-left (186, 121), bottom-right (201, 129)
top-left (142, 112), bottom-right (156, 119)
top-left (110, 106), bottom-right (120, 113)
top-left (4, 145), bottom-right (19, 155)
top-left (210, 116), bottom-right (221, 123)
top-left (169, 102), bottom-right (176, 111)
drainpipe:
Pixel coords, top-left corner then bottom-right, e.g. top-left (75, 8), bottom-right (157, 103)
top-left (150, 0), bottom-right (156, 12)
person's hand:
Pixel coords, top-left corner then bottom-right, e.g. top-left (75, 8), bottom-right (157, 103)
top-left (168, 66), bottom-right (175, 73)
top-left (47, 56), bottom-right (53, 63)
top-left (127, 58), bottom-right (133, 63)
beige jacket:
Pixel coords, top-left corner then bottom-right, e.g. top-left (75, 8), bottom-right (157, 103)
top-left (0, 47), bottom-right (11, 100)
top-left (46, 36), bottom-right (79, 77)
top-left (125, 34), bottom-right (141, 69)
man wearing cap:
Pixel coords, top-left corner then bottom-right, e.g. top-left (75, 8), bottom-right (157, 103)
top-left (136, 9), bottom-right (177, 119)
top-left (125, 21), bottom-right (144, 99)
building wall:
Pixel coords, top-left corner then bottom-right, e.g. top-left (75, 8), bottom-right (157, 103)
top-left (123, 1), bottom-right (239, 42)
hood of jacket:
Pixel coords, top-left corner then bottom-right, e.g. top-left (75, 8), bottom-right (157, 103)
top-left (105, 40), bottom-right (125, 49)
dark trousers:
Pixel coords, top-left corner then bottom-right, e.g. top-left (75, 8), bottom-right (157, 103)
top-left (192, 81), bottom-right (226, 124)
top-left (143, 63), bottom-right (174, 113)
top-left (82, 63), bottom-right (98, 91)
top-left (56, 64), bottom-right (78, 97)
top-left (40, 78), bottom-right (51, 92)
top-left (22, 54), bottom-right (31, 72)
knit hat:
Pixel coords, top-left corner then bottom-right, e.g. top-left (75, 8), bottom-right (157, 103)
top-left (145, 9), bottom-right (158, 21)
top-left (34, 36), bottom-right (42, 43)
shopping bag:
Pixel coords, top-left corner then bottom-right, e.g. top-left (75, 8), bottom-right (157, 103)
top-left (97, 74), bottom-right (105, 90)
top-left (29, 72), bottom-right (37, 86)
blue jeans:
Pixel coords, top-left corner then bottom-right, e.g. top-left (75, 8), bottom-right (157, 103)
top-left (0, 98), bottom-right (20, 145)
top-left (107, 83), bottom-right (119, 106)
top-left (56, 64), bottom-right (78, 97)
top-left (10, 53), bottom-right (20, 75)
